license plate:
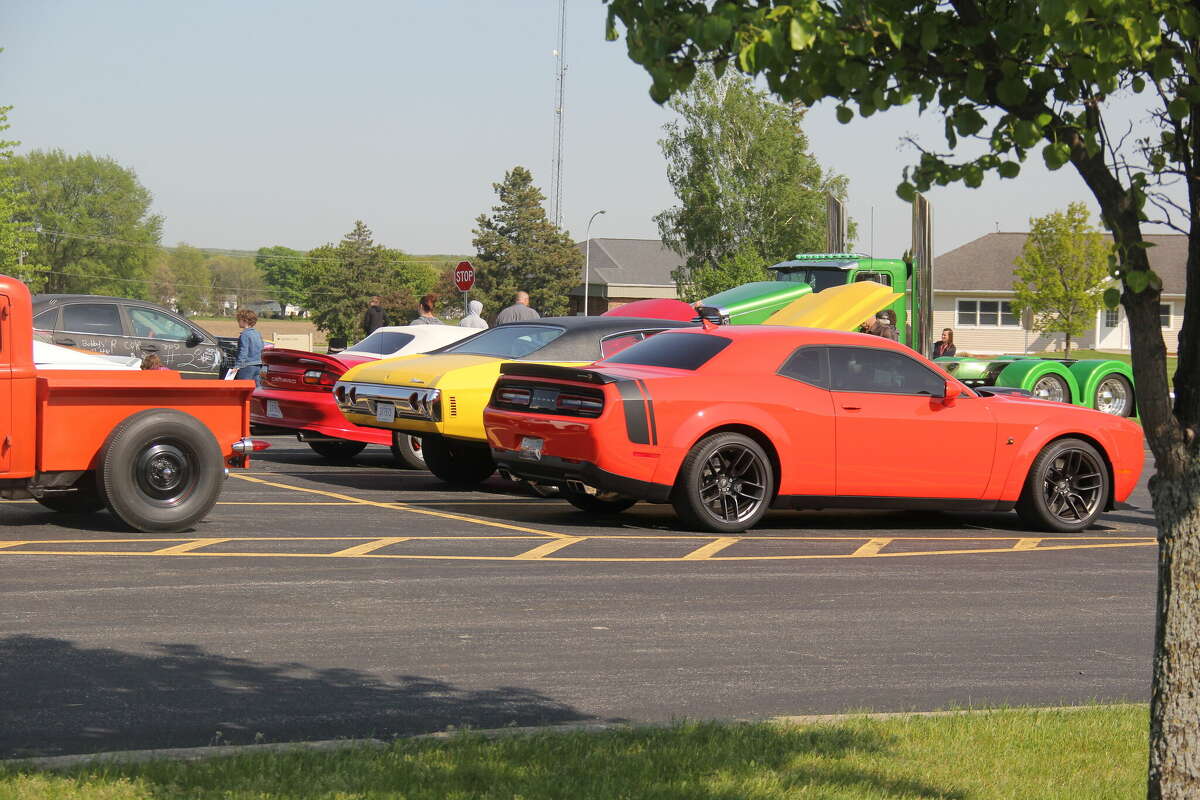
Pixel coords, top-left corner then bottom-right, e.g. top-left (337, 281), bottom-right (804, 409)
top-left (266, 399), bottom-right (283, 419)
top-left (518, 436), bottom-right (544, 461)
top-left (375, 401), bottom-right (396, 423)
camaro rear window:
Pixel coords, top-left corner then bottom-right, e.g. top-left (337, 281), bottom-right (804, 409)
top-left (350, 330), bottom-right (415, 356)
top-left (443, 325), bottom-right (566, 358)
top-left (602, 332), bottom-right (732, 370)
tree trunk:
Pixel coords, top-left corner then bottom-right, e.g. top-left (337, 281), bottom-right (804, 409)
top-left (1147, 450), bottom-right (1200, 800)
top-left (1065, 332), bottom-right (1072, 357)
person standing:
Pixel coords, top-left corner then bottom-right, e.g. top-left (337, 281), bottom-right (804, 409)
top-left (460, 299), bottom-right (488, 329)
top-left (410, 293), bottom-right (443, 325)
top-left (931, 328), bottom-right (957, 358)
top-left (233, 308), bottom-right (264, 384)
top-left (362, 296), bottom-right (387, 335)
top-left (495, 290), bottom-right (540, 325)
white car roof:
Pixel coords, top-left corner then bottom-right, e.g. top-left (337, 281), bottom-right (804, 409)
top-left (339, 324), bottom-right (476, 358)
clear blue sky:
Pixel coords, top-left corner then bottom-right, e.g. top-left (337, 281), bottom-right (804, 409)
top-left (1, 0), bottom-right (1166, 258)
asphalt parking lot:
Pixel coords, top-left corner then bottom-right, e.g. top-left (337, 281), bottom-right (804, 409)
top-left (0, 437), bottom-right (1159, 758)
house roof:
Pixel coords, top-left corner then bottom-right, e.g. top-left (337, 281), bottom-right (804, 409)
top-left (574, 238), bottom-right (683, 286)
top-left (935, 232), bottom-right (1188, 293)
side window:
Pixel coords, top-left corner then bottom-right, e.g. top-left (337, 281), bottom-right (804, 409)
top-left (778, 347), bottom-right (828, 388)
top-left (61, 303), bottom-right (124, 336)
top-left (600, 332), bottom-right (644, 358)
top-left (33, 307), bottom-right (60, 330)
top-left (854, 272), bottom-right (892, 287)
top-left (828, 347), bottom-right (944, 396)
top-left (127, 306), bottom-right (192, 340)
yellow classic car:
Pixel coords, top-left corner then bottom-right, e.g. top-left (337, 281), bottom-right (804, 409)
top-left (333, 317), bottom-right (694, 485)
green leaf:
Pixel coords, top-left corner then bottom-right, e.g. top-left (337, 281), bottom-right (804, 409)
top-left (997, 78), bottom-right (1028, 106)
top-left (965, 68), bottom-right (986, 101)
top-left (998, 161), bottom-right (1021, 178)
top-left (896, 182), bottom-right (916, 202)
top-left (1042, 142), bottom-right (1070, 170)
top-left (1131, 75), bottom-right (1146, 93)
top-left (920, 21), bottom-right (938, 50)
top-left (704, 16), bottom-right (734, 48)
top-left (883, 20), bottom-right (902, 49)
top-left (836, 105), bottom-right (853, 124)
top-left (1126, 269), bottom-right (1148, 293)
top-left (1103, 287), bottom-right (1121, 309)
top-left (789, 17), bottom-right (815, 50)
top-left (1013, 120), bottom-right (1041, 148)
top-left (738, 42), bottom-right (757, 73)
top-left (1168, 97), bottom-right (1189, 121)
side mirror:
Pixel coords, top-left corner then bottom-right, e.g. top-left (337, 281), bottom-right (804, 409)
top-left (943, 379), bottom-right (963, 406)
top-left (186, 332), bottom-right (203, 347)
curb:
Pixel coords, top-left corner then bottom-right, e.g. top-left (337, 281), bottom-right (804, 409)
top-left (9, 704), bottom-right (1143, 770)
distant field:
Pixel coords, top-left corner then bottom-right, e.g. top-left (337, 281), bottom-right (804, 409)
top-left (195, 318), bottom-right (325, 347)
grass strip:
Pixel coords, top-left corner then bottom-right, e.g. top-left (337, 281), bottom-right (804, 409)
top-left (0, 705), bottom-right (1148, 799)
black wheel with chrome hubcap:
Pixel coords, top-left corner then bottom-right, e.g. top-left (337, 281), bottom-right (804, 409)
top-left (673, 432), bottom-right (773, 533)
top-left (1016, 437), bottom-right (1110, 532)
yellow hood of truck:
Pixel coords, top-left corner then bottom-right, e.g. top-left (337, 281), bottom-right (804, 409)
top-left (341, 353), bottom-right (499, 387)
top-left (765, 281), bottom-right (902, 330)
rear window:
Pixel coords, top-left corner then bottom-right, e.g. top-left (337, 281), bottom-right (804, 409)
top-left (349, 330), bottom-right (415, 356)
top-left (443, 325), bottom-right (565, 359)
top-left (602, 331), bottom-right (732, 370)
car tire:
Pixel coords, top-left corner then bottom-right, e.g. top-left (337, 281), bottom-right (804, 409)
top-left (307, 440), bottom-right (368, 461)
top-left (421, 435), bottom-right (495, 487)
top-left (1015, 437), bottom-right (1110, 532)
top-left (1093, 374), bottom-right (1135, 417)
top-left (390, 432), bottom-right (426, 470)
top-left (561, 488), bottom-right (637, 515)
top-left (1030, 373), bottom-right (1071, 404)
top-left (99, 409), bottom-right (225, 533)
top-left (34, 474), bottom-right (107, 515)
top-left (672, 432), bottom-right (774, 533)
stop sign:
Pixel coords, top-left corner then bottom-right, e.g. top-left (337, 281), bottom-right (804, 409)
top-left (454, 261), bottom-right (475, 292)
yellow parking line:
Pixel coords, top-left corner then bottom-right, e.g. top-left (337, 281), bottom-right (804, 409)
top-left (151, 538), bottom-right (231, 555)
top-left (851, 538), bottom-right (894, 557)
top-left (328, 537), bottom-right (410, 557)
top-left (682, 537), bottom-right (739, 560)
top-left (1013, 538), bottom-right (1042, 550)
top-left (0, 541), bottom-right (28, 550)
top-left (231, 473), bottom-right (571, 539)
top-left (513, 537), bottom-right (586, 559)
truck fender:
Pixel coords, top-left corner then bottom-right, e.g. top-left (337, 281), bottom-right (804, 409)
top-left (995, 360), bottom-right (1081, 405)
top-left (1068, 360), bottom-right (1136, 416)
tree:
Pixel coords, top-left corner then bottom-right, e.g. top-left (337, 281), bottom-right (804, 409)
top-left (300, 221), bottom-right (437, 340)
top-left (208, 254), bottom-right (267, 314)
top-left (604, 2), bottom-right (1199, 795)
top-left (0, 105), bottom-right (36, 278)
top-left (9, 149), bottom-right (162, 296)
top-left (657, 68), bottom-right (850, 299)
top-left (471, 166), bottom-right (582, 318)
top-left (255, 246), bottom-right (307, 311)
top-left (1011, 203), bottom-right (1113, 355)
top-left (160, 244), bottom-right (212, 316)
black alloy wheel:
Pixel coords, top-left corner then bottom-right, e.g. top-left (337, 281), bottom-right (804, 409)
top-left (673, 432), bottom-right (773, 533)
top-left (421, 435), bottom-right (496, 487)
top-left (307, 439), bottom-right (368, 461)
top-left (100, 409), bottom-right (224, 533)
top-left (1016, 437), bottom-right (1110, 532)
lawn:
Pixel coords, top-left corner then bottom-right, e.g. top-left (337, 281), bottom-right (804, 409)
top-left (991, 349), bottom-right (1178, 378)
top-left (1, 706), bottom-right (1148, 799)
top-left (193, 317), bottom-right (326, 348)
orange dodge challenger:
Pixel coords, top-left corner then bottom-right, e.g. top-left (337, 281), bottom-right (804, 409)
top-left (484, 325), bottom-right (1145, 533)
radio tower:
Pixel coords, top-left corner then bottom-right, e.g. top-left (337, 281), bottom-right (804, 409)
top-left (551, 0), bottom-right (567, 228)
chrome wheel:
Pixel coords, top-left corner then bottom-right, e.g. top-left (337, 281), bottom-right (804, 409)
top-left (697, 443), bottom-right (768, 524)
top-left (1094, 375), bottom-right (1132, 416)
top-left (1032, 374), bottom-right (1068, 403)
top-left (1041, 448), bottom-right (1104, 524)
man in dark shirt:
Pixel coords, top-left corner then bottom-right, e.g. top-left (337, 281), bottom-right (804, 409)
top-left (362, 296), bottom-right (387, 335)
top-left (495, 291), bottom-right (540, 325)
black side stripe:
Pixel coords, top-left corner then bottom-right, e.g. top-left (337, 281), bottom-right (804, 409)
top-left (636, 379), bottom-right (658, 445)
top-left (617, 379), bottom-right (651, 444)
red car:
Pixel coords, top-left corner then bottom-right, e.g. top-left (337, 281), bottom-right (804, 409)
top-left (251, 325), bottom-right (474, 467)
top-left (484, 326), bottom-right (1145, 533)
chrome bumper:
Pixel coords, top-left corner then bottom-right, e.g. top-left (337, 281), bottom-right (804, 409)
top-left (333, 380), bottom-right (442, 422)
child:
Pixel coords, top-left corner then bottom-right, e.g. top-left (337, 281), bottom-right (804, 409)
top-left (141, 353), bottom-right (169, 371)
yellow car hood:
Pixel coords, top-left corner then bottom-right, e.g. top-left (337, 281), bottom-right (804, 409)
top-left (765, 282), bottom-right (903, 330)
top-left (342, 353), bottom-right (498, 387)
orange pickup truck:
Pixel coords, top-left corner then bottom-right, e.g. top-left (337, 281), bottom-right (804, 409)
top-left (1, 274), bottom-right (261, 532)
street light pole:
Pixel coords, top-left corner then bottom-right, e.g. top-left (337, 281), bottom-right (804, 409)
top-left (583, 209), bottom-right (606, 316)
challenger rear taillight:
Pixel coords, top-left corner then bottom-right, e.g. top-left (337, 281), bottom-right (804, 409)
top-left (556, 394), bottom-right (603, 416)
top-left (498, 387), bottom-right (532, 406)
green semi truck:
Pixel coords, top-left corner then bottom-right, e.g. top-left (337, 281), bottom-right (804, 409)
top-left (695, 252), bottom-right (1136, 417)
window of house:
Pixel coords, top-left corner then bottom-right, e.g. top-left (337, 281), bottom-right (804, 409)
top-left (1104, 309), bottom-right (1119, 328)
top-left (957, 299), bottom-right (1019, 327)
top-left (1160, 304), bottom-right (1172, 328)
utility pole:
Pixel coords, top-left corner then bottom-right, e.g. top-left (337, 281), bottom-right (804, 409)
top-left (551, 0), bottom-right (567, 228)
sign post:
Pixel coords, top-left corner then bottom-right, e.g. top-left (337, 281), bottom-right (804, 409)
top-left (454, 260), bottom-right (476, 317)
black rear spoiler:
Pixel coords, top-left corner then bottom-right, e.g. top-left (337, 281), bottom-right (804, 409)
top-left (498, 363), bottom-right (615, 385)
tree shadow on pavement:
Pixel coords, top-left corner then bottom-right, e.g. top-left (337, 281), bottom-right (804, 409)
top-left (0, 635), bottom-right (597, 759)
